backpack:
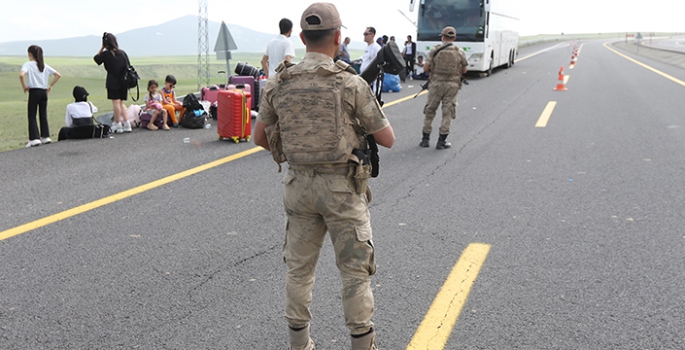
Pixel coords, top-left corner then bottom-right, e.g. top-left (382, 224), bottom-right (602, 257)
top-left (180, 109), bottom-right (207, 129)
top-left (182, 93), bottom-right (204, 111)
top-left (181, 94), bottom-right (207, 129)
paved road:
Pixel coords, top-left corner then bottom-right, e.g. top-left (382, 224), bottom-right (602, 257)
top-left (1, 40), bottom-right (684, 349)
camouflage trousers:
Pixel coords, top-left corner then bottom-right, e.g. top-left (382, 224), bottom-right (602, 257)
top-left (423, 81), bottom-right (460, 135)
top-left (281, 168), bottom-right (376, 335)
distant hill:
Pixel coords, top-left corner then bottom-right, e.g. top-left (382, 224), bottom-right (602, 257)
top-left (0, 16), bottom-right (288, 56)
top-left (0, 15), bottom-right (367, 56)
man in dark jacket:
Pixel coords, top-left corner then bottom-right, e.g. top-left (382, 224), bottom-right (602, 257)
top-left (404, 35), bottom-right (417, 79)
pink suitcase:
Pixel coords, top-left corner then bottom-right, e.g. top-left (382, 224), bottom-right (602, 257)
top-left (201, 85), bottom-right (223, 104)
top-left (201, 71), bottom-right (229, 104)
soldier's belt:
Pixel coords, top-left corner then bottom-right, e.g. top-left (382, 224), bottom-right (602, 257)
top-left (289, 166), bottom-right (352, 176)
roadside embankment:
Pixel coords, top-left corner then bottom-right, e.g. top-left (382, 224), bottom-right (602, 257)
top-left (612, 40), bottom-right (685, 69)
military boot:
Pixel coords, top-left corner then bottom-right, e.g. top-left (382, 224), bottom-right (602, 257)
top-left (289, 324), bottom-right (315, 350)
top-left (350, 329), bottom-right (378, 350)
top-left (436, 134), bottom-right (452, 150)
top-left (419, 132), bottom-right (430, 148)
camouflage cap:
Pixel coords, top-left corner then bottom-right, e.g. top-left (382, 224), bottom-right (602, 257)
top-left (300, 2), bottom-right (343, 31)
top-left (441, 26), bottom-right (457, 38)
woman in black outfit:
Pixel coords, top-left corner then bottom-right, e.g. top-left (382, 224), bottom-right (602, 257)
top-left (94, 32), bottom-right (131, 133)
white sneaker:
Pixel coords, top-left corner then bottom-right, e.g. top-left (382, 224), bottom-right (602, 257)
top-left (111, 122), bottom-right (124, 133)
top-left (122, 121), bottom-right (132, 133)
top-left (26, 139), bottom-right (42, 148)
top-left (40, 137), bottom-right (52, 144)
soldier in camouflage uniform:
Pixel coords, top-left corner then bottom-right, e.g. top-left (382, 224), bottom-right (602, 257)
top-left (253, 3), bottom-right (395, 350)
top-left (420, 26), bottom-right (469, 150)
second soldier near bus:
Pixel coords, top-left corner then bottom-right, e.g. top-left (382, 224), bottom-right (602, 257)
top-left (420, 26), bottom-right (468, 150)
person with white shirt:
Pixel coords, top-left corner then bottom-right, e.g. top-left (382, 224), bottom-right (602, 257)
top-left (404, 35), bottom-right (417, 79)
top-left (360, 27), bottom-right (382, 93)
top-left (19, 45), bottom-right (61, 148)
top-left (360, 27), bottom-right (381, 74)
top-left (65, 86), bottom-right (98, 127)
top-left (261, 18), bottom-right (296, 78)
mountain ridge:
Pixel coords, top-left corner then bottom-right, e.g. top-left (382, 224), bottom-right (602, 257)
top-left (0, 15), bottom-right (367, 56)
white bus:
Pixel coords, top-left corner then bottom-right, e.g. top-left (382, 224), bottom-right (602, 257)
top-left (409, 0), bottom-right (519, 76)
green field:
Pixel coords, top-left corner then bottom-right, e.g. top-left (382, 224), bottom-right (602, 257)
top-left (0, 49), bottom-right (373, 152)
top-left (0, 51), bottom-right (273, 152)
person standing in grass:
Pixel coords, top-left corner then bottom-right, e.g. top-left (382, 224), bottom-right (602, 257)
top-left (19, 45), bottom-right (61, 148)
top-left (94, 32), bottom-right (132, 133)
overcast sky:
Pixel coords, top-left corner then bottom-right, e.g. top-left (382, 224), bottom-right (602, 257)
top-left (3, 0), bottom-right (684, 43)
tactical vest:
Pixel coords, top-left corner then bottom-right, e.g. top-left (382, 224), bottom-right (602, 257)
top-left (274, 61), bottom-right (362, 166)
top-left (431, 45), bottom-right (462, 81)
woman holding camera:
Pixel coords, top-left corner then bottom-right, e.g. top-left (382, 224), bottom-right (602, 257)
top-left (94, 32), bottom-right (131, 133)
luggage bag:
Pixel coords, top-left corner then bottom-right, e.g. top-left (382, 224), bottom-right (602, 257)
top-left (217, 89), bottom-right (252, 143)
top-left (201, 71), bottom-right (229, 104)
top-left (229, 76), bottom-right (257, 110)
top-left (201, 85), bottom-right (222, 105)
top-left (140, 112), bottom-right (166, 129)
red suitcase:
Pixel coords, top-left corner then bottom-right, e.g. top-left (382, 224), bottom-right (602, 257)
top-left (229, 76), bottom-right (257, 110)
top-left (217, 89), bottom-right (251, 143)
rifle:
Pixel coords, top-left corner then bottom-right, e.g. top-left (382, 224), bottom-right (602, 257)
top-left (413, 76), bottom-right (468, 98)
top-left (412, 43), bottom-right (468, 99)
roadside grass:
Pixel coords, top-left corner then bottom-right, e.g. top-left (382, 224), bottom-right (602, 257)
top-left (0, 52), bottom-right (268, 152)
top-left (0, 48), bottom-right (357, 152)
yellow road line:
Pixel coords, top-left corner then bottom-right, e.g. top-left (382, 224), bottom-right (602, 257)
top-left (407, 243), bottom-right (491, 350)
top-left (0, 147), bottom-right (263, 241)
top-left (604, 42), bottom-right (685, 87)
top-left (536, 101), bottom-right (558, 128)
top-left (0, 91), bottom-right (413, 242)
top-left (384, 90), bottom-right (428, 105)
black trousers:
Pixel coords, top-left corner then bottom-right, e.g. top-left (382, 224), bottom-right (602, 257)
top-left (27, 88), bottom-right (49, 140)
top-left (405, 56), bottom-right (415, 76)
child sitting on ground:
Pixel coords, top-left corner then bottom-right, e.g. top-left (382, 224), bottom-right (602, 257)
top-left (161, 74), bottom-right (183, 127)
top-left (144, 79), bottom-right (170, 130)
top-left (65, 86), bottom-right (97, 127)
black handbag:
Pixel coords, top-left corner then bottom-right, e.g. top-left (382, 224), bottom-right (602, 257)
top-left (58, 102), bottom-right (111, 141)
top-left (122, 52), bottom-right (140, 101)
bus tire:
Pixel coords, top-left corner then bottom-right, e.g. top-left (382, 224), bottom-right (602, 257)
top-left (505, 51), bottom-right (513, 69)
top-left (486, 57), bottom-right (494, 76)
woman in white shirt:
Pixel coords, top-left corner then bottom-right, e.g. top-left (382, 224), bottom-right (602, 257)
top-left (19, 45), bottom-right (61, 148)
top-left (65, 86), bottom-right (98, 127)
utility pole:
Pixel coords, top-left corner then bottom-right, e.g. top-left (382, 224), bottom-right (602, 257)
top-left (197, 0), bottom-right (210, 90)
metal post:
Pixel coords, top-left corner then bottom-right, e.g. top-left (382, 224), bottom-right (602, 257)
top-left (197, 0), bottom-right (210, 90)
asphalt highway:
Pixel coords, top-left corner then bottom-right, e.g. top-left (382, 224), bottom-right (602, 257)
top-left (1, 39), bottom-right (684, 349)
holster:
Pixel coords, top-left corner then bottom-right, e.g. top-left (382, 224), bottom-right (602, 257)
top-left (349, 153), bottom-right (371, 195)
top-left (354, 163), bottom-right (372, 195)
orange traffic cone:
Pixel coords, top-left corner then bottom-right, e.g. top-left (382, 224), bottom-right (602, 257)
top-left (554, 67), bottom-right (567, 91)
